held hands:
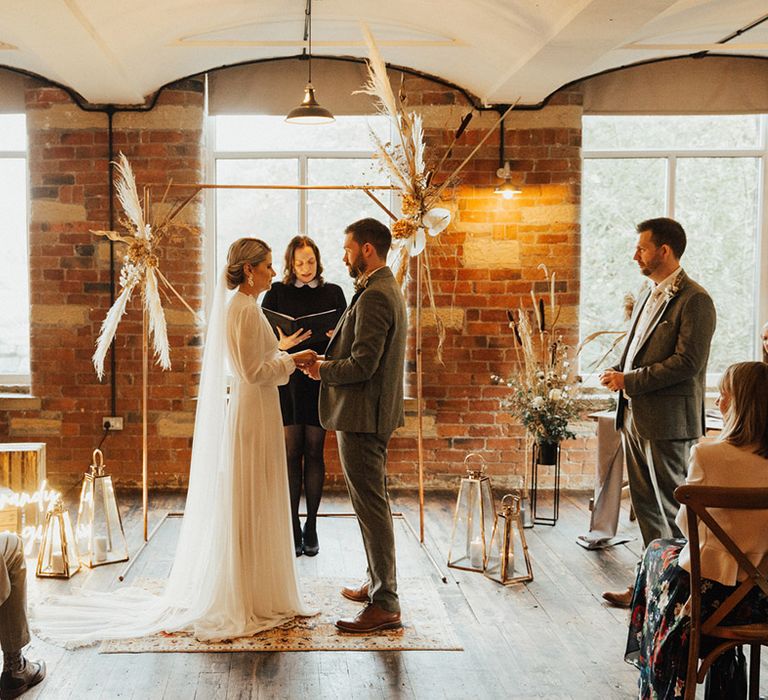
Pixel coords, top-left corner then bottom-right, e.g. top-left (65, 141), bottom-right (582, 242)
top-left (599, 369), bottom-right (625, 392)
top-left (277, 326), bottom-right (312, 351)
top-left (301, 355), bottom-right (324, 381)
top-left (292, 349), bottom-right (318, 369)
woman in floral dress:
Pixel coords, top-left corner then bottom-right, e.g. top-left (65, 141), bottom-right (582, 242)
top-left (625, 361), bottom-right (768, 698)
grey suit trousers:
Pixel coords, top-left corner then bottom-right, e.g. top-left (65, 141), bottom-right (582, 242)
top-left (621, 406), bottom-right (692, 547)
top-left (0, 533), bottom-right (30, 653)
top-left (336, 430), bottom-right (399, 613)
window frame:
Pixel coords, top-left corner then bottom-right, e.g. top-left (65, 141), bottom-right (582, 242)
top-left (0, 121), bottom-right (29, 385)
top-left (580, 115), bottom-right (768, 388)
top-left (204, 115), bottom-right (395, 313)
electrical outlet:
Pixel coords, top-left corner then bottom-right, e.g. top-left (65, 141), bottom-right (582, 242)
top-left (102, 416), bottom-right (124, 431)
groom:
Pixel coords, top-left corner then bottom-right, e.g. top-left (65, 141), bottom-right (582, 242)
top-left (304, 217), bottom-right (406, 633)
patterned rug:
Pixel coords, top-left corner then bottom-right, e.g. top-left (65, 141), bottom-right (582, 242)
top-left (100, 577), bottom-right (462, 653)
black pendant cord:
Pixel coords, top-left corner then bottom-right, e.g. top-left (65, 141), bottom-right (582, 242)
top-left (498, 114), bottom-right (505, 169)
top-left (305, 0), bottom-right (312, 82)
top-left (107, 107), bottom-right (117, 418)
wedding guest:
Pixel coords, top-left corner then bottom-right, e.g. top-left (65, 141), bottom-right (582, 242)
top-left (761, 320), bottom-right (768, 363)
top-left (304, 218), bottom-right (406, 633)
top-left (262, 236), bottom-right (346, 557)
top-left (0, 532), bottom-right (46, 699)
top-left (600, 217), bottom-right (716, 607)
top-left (625, 361), bottom-right (768, 698)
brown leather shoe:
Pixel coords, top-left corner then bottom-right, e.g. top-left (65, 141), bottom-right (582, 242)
top-left (340, 582), bottom-right (369, 603)
top-left (602, 585), bottom-right (634, 608)
top-left (335, 602), bottom-right (402, 633)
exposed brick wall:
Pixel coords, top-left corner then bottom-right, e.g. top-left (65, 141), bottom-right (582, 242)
top-left (1, 71), bottom-right (599, 494)
top-left (6, 78), bottom-right (204, 490)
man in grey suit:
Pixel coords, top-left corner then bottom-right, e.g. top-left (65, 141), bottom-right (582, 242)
top-left (0, 532), bottom-right (46, 699)
top-left (304, 218), bottom-right (406, 633)
top-left (600, 217), bottom-right (716, 607)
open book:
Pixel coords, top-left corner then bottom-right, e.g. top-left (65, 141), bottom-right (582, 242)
top-left (262, 307), bottom-right (343, 340)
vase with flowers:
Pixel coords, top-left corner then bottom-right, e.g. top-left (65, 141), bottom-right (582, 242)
top-left (492, 264), bottom-right (586, 481)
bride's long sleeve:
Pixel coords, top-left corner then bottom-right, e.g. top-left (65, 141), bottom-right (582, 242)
top-left (228, 299), bottom-right (295, 385)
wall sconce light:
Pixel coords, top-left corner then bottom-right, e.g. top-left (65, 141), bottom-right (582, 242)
top-left (494, 113), bottom-right (520, 199)
top-left (285, 0), bottom-right (335, 125)
top-left (495, 162), bottom-right (521, 199)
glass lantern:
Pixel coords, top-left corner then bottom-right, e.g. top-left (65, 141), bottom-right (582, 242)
top-left (36, 496), bottom-right (80, 578)
top-left (447, 454), bottom-right (496, 572)
top-left (485, 493), bottom-right (534, 585)
top-left (76, 449), bottom-right (129, 568)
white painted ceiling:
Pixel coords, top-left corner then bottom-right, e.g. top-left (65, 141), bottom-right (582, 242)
top-left (2, 0), bottom-right (768, 106)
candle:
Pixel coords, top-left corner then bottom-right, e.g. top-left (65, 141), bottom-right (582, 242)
top-left (469, 537), bottom-right (484, 568)
top-left (94, 536), bottom-right (108, 563)
top-left (50, 552), bottom-right (64, 572)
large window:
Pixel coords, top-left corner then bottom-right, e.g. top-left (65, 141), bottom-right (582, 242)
top-left (580, 115), bottom-right (767, 382)
top-left (208, 115), bottom-right (393, 302)
top-left (0, 114), bottom-right (28, 382)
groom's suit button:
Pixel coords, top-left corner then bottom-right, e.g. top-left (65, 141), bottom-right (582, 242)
top-left (335, 602), bottom-right (402, 633)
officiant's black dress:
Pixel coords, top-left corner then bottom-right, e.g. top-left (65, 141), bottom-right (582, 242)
top-left (262, 281), bottom-right (347, 426)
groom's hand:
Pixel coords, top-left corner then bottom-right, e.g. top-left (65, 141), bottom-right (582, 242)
top-left (302, 359), bottom-right (322, 380)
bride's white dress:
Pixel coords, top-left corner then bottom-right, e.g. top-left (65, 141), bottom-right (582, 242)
top-left (33, 274), bottom-right (315, 644)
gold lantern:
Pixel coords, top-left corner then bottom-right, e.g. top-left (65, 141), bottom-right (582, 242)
top-left (447, 454), bottom-right (496, 572)
top-left (76, 449), bottom-right (129, 568)
top-left (485, 493), bottom-right (534, 585)
top-left (36, 496), bottom-right (80, 578)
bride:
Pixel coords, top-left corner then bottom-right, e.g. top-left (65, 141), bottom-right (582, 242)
top-left (35, 238), bottom-right (317, 643)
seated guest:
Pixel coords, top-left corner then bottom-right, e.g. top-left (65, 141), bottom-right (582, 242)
top-left (0, 532), bottom-right (45, 699)
top-left (625, 361), bottom-right (768, 699)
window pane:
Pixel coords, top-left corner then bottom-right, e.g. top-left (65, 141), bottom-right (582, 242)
top-left (216, 115), bottom-right (389, 152)
top-left (215, 159), bottom-right (299, 271)
top-left (583, 115), bottom-right (761, 151)
top-left (579, 158), bottom-right (667, 374)
top-left (675, 157), bottom-right (759, 374)
top-left (0, 158), bottom-right (29, 375)
top-left (0, 115), bottom-right (26, 151)
top-left (307, 158), bottom-right (391, 300)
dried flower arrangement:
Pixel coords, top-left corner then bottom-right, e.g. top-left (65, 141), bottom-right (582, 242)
top-left (91, 153), bottom-right (198, 379)
top-left (492, 265), bottom-right (585, 447)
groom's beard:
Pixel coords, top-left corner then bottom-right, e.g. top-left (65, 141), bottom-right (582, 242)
top-left (346, 252), bottom-right (367, 280)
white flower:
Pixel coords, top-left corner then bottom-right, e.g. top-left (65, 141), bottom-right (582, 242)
top-left (548, 389), bottom-right (562, 401)
top-left (531, 396), bottom-right (545, 409)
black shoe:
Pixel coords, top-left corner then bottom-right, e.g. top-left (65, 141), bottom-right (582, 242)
top-left (295, 544), bottom-right (303, 557)
top-left (0, 657), bottom-right (46, 700)
top-left (302, 522), bottom-right (319, 557)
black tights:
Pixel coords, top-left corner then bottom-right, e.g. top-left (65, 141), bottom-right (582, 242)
top-left (285, 424), bottom-right (326, 546)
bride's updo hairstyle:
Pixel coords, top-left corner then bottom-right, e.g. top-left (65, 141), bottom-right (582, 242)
top-left (226, 238), bottom-right (271, 290)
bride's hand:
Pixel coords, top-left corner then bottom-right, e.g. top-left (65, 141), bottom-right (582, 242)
top-left (277, 326), bottom-right (312, 350)
top-left (292, 349), bottom-right (317, 368)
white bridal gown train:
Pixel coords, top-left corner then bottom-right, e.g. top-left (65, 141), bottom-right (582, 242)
top-left (33, 270), bottom-right (315, 644)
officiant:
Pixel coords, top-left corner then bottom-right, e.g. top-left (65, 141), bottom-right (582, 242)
top-left (262, 235), bottom-right (347, 558)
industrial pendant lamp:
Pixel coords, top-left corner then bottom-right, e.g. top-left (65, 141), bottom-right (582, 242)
top-left (494, 114), bottom-right (520, 199)
top-left (285, 0), bottom-right (335, 124)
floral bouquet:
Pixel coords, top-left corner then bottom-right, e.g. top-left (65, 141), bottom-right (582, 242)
top-left (492, 265), bottom-right (584, 449)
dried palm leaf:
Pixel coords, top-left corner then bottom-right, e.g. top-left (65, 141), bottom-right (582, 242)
top-left (93, 282), bottom-right (137, 380)
top-left (144, 267), bottom-right (171, 371)
top-left (113, 153), bottom-right (146, 236)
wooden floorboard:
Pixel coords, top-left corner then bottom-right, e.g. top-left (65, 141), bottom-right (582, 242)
top-left (21, 488), bottom-right (768, 699)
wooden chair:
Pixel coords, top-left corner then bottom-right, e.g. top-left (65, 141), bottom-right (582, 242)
top-left (674, 485), bottom-right (768, 700)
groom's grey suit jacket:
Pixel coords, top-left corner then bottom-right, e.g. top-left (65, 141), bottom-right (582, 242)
top-left (612, 270), bottom-right (716, 441)
top-left (319, 266), bottom-right (406, 434)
